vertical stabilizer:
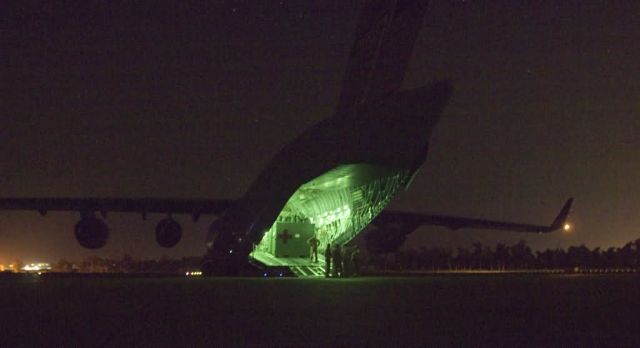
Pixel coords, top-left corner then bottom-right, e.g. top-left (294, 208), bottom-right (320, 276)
top-left (336, 0), bottom-right (429, 114)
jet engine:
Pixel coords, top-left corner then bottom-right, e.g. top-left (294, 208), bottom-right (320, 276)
top-left (75, 216), bottom-right (109, 249)
top-left (155, 217), bottom-right (182, 248)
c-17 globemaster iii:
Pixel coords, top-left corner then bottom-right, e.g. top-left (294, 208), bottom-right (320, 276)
top-left (0, 0), bottom-right (572, 276)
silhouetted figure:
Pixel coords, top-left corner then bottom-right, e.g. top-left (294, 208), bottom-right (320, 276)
top-left (308, 235), bottom-right (320, 262)
top-left (325, 244), bottom-right (332, 277)
top-left (351, 246), bottom-right (360, 276)
top-left (333, 244), bottom-right (343, 277)
top-left (342, 246), bottom-right (351, 277)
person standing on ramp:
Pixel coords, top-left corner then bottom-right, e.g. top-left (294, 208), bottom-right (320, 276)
top-left (308, 235), bottom-right (320, 262)
top-left (324, 244), bottom-right (332, 277)
top-left (333, 244), bottom-right (343, 277)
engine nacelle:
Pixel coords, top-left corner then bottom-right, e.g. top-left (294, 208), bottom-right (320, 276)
top-left (155, 217), bottom-right (182, 248)
top-left (75, 216), bottom-right (109, 249)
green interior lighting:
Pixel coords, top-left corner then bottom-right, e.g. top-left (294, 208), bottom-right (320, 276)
top-left (251, 163), bottom-right (411, 267)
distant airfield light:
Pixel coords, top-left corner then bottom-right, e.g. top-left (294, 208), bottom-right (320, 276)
top-left (22, 263), bottom-right (51, 272)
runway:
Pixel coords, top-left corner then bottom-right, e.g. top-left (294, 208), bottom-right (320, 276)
top-left (2, 273), bottom-right (640, 347)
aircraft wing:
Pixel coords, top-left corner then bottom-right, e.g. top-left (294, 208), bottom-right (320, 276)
top-left (375, 198), bottom-right (573, 233)
top-left (0, 197), bottom-right (234, 220)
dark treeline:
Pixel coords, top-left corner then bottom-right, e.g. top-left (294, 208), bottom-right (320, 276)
top-left (42, 238), bottom-right (640, 274)
top-left (366, 239), bottom-right (640, 271)
top-left (51, 255), bottom-right (203, 274)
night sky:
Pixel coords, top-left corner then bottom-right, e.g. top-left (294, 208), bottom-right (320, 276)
top-left (2, 1), bottom-right (639, 264)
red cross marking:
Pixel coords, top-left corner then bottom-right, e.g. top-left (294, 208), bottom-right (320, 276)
top-left (278, 229), bottom-right (293, 244)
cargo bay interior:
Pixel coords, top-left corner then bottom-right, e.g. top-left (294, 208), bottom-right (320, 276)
top-left (250, 163), bottom-right (411, 276)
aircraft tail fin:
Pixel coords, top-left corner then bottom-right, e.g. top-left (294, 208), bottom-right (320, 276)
top-left (336, 0), bottom-right (429, 114)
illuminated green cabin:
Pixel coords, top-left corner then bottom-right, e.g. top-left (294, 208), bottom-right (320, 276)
top-left (251, 163), bottom-right (411, 266)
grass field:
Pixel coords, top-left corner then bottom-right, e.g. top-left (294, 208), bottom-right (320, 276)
top-left (2, 273), bottom-right (640, 347)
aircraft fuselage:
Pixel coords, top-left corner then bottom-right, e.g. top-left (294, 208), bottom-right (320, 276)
top-left (205, 82), bottom-right (453, 271)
